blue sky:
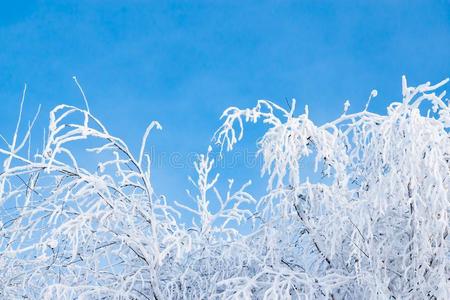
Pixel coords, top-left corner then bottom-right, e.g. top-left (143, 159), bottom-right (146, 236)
top-left (0, 1), bottom-right (449, 204)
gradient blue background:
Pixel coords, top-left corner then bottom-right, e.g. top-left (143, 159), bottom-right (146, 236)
top-left (0, 1), bottom-right (449, 204)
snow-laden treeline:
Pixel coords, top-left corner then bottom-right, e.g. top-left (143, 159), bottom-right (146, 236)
top-left (0, 77), bottom-right (449, 299)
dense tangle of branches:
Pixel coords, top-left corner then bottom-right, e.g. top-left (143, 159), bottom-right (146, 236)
top-left (0, 77), bottom-right (449, 299)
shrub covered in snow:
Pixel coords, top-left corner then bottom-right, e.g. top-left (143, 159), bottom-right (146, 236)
top-left (0, 77), bottom-right (449, 299)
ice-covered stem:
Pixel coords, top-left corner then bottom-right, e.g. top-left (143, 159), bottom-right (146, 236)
top-left (176, 146), bottom-right (255, 239)
top-left (191, 146), bottom-right (218, 235)
top-left (0, 85), bottom-right (40, 201)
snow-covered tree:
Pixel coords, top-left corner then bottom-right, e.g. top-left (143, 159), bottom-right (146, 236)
top-left (1, 76), bottom-right (449, 299)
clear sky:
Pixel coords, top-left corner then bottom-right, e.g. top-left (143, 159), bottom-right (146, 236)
top-left (0, 1), bottom-right (449, 204)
